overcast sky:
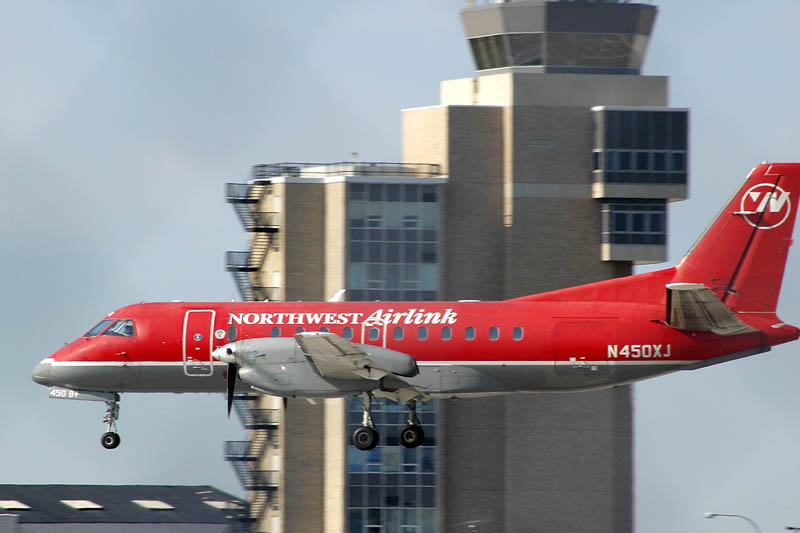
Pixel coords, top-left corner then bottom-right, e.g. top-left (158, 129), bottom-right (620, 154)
top-left (2, 1), bottom-right (800, 531)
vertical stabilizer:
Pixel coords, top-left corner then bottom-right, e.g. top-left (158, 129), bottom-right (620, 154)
top-left (673, 163), bottom-right (800, 313)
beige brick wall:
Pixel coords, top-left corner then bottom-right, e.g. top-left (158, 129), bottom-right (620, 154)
top-left (324, 182), bottom-right (347, 302)
top-left (444, 106), bottom-right (505, 301)
top-left (402, 107), bottom-right (449, 173)
top-left (283, 183), bottom-right (325, 302)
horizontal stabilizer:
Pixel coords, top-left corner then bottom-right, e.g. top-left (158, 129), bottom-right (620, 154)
top-left (666, 283), bottom-right (759, 336)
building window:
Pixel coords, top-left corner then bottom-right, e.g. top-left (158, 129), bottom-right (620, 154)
top-left (602, 200), bottom-right (666, 245)
top-left (346, 398), bottom-right (437, 532)
top-left (347, 183), bottom-right (440, 303)
top-left (594, 108), bottom-right (688, 185)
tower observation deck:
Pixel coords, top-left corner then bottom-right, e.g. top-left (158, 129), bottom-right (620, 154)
top-left (463, 0), bottom-right (656, 75)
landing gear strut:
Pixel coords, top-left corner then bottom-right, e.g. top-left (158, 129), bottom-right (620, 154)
top-left (399, 399), bottom-right (425, 448)
top-left (101, 399), bottom-right (121, 449)
top-left (352, 393), bottom-right (379, 451)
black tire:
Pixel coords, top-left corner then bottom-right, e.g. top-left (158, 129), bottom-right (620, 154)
top-left (399, 424), bottom-right (425, 448)
top-left (101, 432), bottom-right (121, 449)
top-left (352, 426), bottom-right (379, 451)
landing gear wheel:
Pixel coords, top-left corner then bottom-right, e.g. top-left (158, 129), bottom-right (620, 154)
top-left (352, 426), bottom-right (379, 451)
top-left (101, 398), bottom-right (121, 449)
top-left (399, 424), bottom-right (425, 448)
top-left (101, 432), bottom-right (121, 449)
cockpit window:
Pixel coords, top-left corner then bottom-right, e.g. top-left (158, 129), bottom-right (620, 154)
top-left (103, 319), bottom-right (135, 337)
top-left (84, 319), bottom-right (114, 337)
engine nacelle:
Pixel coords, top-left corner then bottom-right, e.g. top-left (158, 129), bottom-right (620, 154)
top-left (358, 345), bottom-right (418, 378)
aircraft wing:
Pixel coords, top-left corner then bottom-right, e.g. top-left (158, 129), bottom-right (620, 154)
top-left (294, 332), bottom-right (400, 381)
top-left (294, 332), bottom-right (425, 402)
top-left (666, 283), bottom-right (760, 336)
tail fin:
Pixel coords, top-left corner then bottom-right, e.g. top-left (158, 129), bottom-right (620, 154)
top-left (672, 163), bottom-right (800, 313)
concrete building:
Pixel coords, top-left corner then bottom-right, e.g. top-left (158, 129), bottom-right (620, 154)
top-left (224, 1), bottom-right (688, 532)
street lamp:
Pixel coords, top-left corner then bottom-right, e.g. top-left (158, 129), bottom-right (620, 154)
top-left (704, 512), bottom-right (762, 533)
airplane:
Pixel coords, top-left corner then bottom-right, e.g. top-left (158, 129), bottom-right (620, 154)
top-left (32, 162), bottom-right (800, 451)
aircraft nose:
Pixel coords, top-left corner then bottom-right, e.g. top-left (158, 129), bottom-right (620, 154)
top-left (31, 359), bottom-right (53, 386)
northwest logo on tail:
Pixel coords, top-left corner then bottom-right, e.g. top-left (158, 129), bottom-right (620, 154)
top-left (739, 183), bottom-right (792, 229)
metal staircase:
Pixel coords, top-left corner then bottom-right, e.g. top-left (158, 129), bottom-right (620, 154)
top-left (225, 182), bottom-right (280, 302)
top-left (224, 393), bottom-right (281, 530)
top-left (224, 177), bottom-right (284, 531)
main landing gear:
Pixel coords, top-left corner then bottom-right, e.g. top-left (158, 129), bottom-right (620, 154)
top-left (350, 395), bottom-right (425, 451)
top-left (352, 393), bottom-right (379, 451)
top-left (101, 399), bottom-right (121, 449)
top-left (399, 399), bottom-right (425, 449)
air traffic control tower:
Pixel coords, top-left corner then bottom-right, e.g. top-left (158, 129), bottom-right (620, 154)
top-left (402, 1), bottom-right (687, 531)
top-left (224, 1), bottom-right (688, 532)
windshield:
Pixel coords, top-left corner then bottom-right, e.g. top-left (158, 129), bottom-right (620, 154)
top-left (84, 319), bottom-right (113, 337)
top-left (102, 319), bottom-right (135, 337)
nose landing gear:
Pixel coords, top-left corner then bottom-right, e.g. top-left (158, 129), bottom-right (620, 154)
top-left (101, 399), bottom-right (121, 449)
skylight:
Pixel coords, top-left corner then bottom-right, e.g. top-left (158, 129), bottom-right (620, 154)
top-left (0, 500), bottom-right (30, 510)
top-left (204, 500), bottom-right (242, 510)
top-left (132, 499), bottom-right (174, 510)
top-left (61, 499), bottom-right (104, 510)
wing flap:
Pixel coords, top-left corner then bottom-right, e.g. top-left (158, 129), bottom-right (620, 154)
top-left (666, 283), bottom-right (759, 336)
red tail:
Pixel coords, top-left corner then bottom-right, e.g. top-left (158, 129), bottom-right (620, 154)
top-left (672, 163), bottom-right (800, 313)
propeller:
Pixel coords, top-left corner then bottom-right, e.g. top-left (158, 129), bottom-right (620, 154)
top-left (223, 325), bottom-right (238, 417)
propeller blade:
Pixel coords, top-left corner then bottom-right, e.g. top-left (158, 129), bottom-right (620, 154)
top-left (226, 363), bottom-right (238, 417)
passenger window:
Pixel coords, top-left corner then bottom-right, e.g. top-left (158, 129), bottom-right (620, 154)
top-left (320, 326), bottom-right (330, 333)
top-left (295, 327), bottom-right (305, 334)
top-left (369, 327), bottom-right (380, 341)
top-left (394, 327), bottom-right (404, 341)
top-left (465, 326), bottom-right (475, 341)
top-left (103, 319), bottom-right (135, 337)
top-left (513, 327), bottom-right (524, 341)
top-left (343, 327), bottom-right (353, 340)
top-left (418, 327), bottom-right (429, 341)
top-left (270, 327), bottom-right (281, 338)
top-left (489, 327), bottom-right (499, 341)
top-left (84, 319), bottom-right (113, 337)
top-left (441, 326), bottom-right (452, 341)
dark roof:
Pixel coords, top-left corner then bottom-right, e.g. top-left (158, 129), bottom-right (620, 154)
top-left (0, 485), bottom-right (245, 524)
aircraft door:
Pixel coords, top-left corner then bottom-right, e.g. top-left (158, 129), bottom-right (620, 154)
top-left (183, 310), bottom-right (216, 376)
top-left (554, 322), bottom-right (609, 376)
